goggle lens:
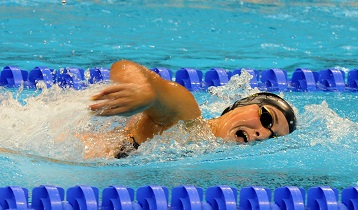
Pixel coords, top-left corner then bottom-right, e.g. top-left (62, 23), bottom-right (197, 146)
top-left (259, 106), bottom-right (276, 138)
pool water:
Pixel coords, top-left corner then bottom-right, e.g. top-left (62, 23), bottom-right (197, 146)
top-left (1, 0), bottom-right (358, 193)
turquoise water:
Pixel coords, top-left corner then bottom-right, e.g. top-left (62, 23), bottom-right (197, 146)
top-left (0, 0), bottom-right (358, 193)
top-left (1, 0), bottom-right (357, 71)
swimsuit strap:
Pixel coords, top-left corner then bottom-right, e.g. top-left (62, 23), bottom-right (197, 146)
top-left (115, 136), bottom-right (140, 159)
top-left (131, 136), bottom-right (140, 150)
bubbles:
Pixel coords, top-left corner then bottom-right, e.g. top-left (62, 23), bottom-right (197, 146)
top-left (201, 70), bottom-right (260, 117)
top-left (0, 84), bottom-right (117, 161)
top-left (130, 117), bottom-right (221, 164)
top-left (207, 70), bottom-right (259, 103)
top-left (300, 100), bottom-right (358, 147)
top-left (35, 80), bottom-right (47, 90)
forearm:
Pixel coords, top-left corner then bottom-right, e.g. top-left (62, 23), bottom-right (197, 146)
top-left (90, 60), bottom-right (201, 123)
top-left (145, 78), bottom-right (201, 124)
top-left (109, 59), bottom-right (201, 121)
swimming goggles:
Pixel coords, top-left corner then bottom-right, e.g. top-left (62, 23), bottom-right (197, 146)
top-left (259, 106), bottom-right (277, 139)
top-left (222, 92), bottom-right (296, 134)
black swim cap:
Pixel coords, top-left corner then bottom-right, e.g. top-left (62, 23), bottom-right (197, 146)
top-left (221, 92), bottom-right (296, 133)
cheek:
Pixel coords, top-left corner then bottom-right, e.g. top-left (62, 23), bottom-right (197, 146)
top-left (216, 107), bottom-right (260, 137)
top-left (216, 121), bottom-right (234, 137)
top-left (217, 112), bottom-right (250, 137)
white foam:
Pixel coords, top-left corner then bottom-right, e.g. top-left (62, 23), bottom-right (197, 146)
top-left (202, 70), bottom-right (260, 116)
top-left (0, 84), bottom-right (121, 161)
top-left (300, 100), bottom-right (358, 148)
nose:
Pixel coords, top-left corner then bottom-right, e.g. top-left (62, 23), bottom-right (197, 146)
top-left (251, 127), bottom-right (273, 141)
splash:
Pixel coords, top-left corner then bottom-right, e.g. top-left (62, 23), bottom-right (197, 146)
top-left (128, 117), bottom-right (226, 164)
top-left (300, 100), bottom-right (358, 148)
top-left (0, 84), bottom-right (128, 161)
top-left (207, 70), bottom-right (260, 103)
top-left (201, 70), bottom-right (260, 117)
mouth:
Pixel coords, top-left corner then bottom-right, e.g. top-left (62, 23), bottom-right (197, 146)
top-left (235, 130), bottom-right (249, 143)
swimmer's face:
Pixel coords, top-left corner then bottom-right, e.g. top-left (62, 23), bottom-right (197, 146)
top-left (214, 104), bottom-right (289, 143)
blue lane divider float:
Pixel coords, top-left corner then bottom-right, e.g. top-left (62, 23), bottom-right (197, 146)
top-left (342, 187), bottom-right (358, 210)
top-left (239, 186), bottom-right (272, 210)
top-left (204, 68), bottom-right (230, 88)
top-left (307, 186), bottom-right (341, 210)
top-left (88, 67), bottom-right (110, 84)
top-left (28, 66), bottom-right (54, 88)
top-left (56, 67), bottom-right (86, 90)
top-left (102, 185), bottom-right (141, 210)
top-left (66, 185), bottom-right (99, 210)
top-left (136, 185), bottom-right (169, 210)
top-left (175, 68), bottom-right (203, 91)
top-left (274, 186), bottom-right (305, 210)
top-left (291, 68), bottom-right (318, 91)
top-left (0, 186), bottom-right (29, 209)
top-left (171, 186), bottom-right (206, 210)
top-left (32, 185), bottom-right (65, 210)
top-left (0, 66), bottom-right (28, 87)
top-left (1, 66), bottom-right (358, 92)
top-left (260, 69), bottom-right (288, 91)
top-left (205, 185), bottom-right (238, 210)
top-left (0, 185), bottom-right (357, 210)
top-left (348, 69), bottom-right (358, 91)
top-left (151, 67), bottom-right (173, 81)
top-left (317, 69), bottom-right (346, 91)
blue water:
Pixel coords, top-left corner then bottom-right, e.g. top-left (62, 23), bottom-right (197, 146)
top-left (0, 0), bottom-right (358, 192)
top-left (1, 0), bottom-right (357, 71)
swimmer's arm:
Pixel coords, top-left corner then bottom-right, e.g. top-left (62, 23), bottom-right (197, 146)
top-left (145, 73), bottom-right (201, 124)
top-left (89, 60), bottom-right (201, 124)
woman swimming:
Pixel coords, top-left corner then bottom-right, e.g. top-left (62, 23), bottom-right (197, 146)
top-left (89, 60), bottom-right (297, 158)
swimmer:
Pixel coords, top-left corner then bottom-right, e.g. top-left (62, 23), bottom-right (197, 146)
top-left (89, 60), bottom-right (296, 158)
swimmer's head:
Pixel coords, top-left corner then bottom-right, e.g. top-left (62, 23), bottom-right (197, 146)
top-left (222, 92), bottom-right (296, 134)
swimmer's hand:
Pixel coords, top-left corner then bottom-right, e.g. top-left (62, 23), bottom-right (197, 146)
top-left (89, 83), bottom-right (155, 116)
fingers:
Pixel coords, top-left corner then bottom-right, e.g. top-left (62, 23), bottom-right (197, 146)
top-left (89, 84), bottom-right (132, 116)
top-left (89, 101), bottom-right (136, 116)
top-left (89, 95), bottom-right (136, 116)
top-left (92, 106), bottom-right (133, 116)
top-left (89, 98), bottom-right (124, 111)
top-left (89, 83), bottom-right (150, 116)
top-left (91, 84), bottom-right (127, 101)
